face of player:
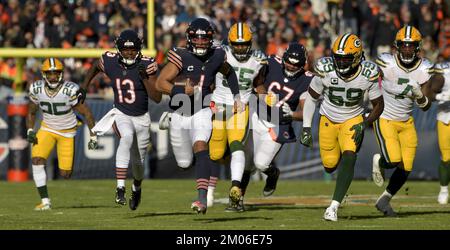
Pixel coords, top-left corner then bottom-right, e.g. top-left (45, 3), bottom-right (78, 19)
top-left (120, 47), bottom-right (139, 61)
top-left (398, 42), bottom-right (418, 64)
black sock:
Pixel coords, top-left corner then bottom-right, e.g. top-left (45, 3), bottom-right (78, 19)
top-left (332, 152), bottom-right (356, 202)
top-left (231, 180), bottom-right (241, 188)
top-left (240, 170), bottom-right (251, 196)
top-left (195, 150), bottom-right (211, 204)
top-left (439, 161), bottom-right (450, 186)
top-left (386, 167), bottom-right (410, 196)
top-left (37, 186), bottom-right (48, 199)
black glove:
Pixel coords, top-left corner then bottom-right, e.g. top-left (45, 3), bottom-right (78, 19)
top-left (76, 88), bottom-right (87, 104)
top-left (138, 63), bottom-right (149, 80)
top-left (27, 129), bottom-right (37, 145)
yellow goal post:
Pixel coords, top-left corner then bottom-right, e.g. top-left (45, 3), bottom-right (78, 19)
top-left (0, 0), bottom-right (155, 93)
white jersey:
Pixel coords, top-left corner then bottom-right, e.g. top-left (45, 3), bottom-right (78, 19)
top-left (29, 80), bottom-right (79, 137)
top-left (376, 53), bottom-right (434, 121)
top-left (311, 57), bottom-right (382, 123)
top-left (435, 62), bottom-right (450, 124)
top-left (212, 46), bottom-right (266, 105)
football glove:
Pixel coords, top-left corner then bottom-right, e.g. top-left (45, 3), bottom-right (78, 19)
top-left (76, 88), bottom-right (87, 104)
top-left (350, 121), bottom-right (366, 146)
top-left (281, 102), bottom-right (293, 119)
top-left (27, 129), bottom-right (37, 145)
top-left (299, 127), bottom-right (312, 148)
top-left (411, 83), bottom-right (424, 99)
top-left (138, 63), bottom-right (149, 80)
top-left (88, 135), bottom-right (98, 150)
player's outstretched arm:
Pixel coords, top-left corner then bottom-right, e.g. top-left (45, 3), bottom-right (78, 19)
top-left (26, 101), bottom-right (39, 145)
top-left (78, 60), bottom-right (102, 103)
top-left (156, 62), bottom-right (184, 96)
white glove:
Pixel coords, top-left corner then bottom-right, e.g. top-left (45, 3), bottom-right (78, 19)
top-left (281, 102), bottom-right (293, 118)
top-left (411, 83), bottom-right (424, 99)
top-left (436, 92), bottom-right (450, 102)
top-left (159, 111), bottom-right (172, 130)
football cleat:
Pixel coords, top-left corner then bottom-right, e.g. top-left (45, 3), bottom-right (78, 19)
top-left (438, 190), bottom-right (449, 205)
top-left (34, 202), bottom-right (51, 211)
top-left (229, 186), bottom-right (242, 206)
top-left (129, 188), bottom-right (141, 210)
top-left (115, 187), bottom-right (126, 205)
top-left (372, 154), bottom-right (385, 187)
top-left (191, 200), bottom-right (207, 214)
top-left (225, 196), bottom-right (245, 212)
top-left (323, 206), bottom-right (338, 222)
top-left (263, 167), bottom-right (280, 197)
top-left (375, 193), bottom-right (397, 217)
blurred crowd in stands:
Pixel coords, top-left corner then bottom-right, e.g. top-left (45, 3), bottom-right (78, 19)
top-left (0, 0), bottom-right (449, 99)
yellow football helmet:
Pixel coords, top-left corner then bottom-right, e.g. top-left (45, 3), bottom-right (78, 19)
top-left (331, 33), bottom-right (363, 76)
top-left (41, 58), bottom-right (64, 89)
top-left (228, 22), bottom-right (252, 61)
top-left (394, 25), bottom-right (422, 64)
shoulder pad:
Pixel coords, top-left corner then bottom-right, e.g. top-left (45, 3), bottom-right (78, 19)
top-left (362, 60), bottom-right (381, 82)
top-left (420, 58), bottom-right (435, 74)
top-left (375, 53), bottom-right (393, 68)
top-left (434, 62), bottom-right (450, 74)
top-left (314, 57), bottom-right (334, 77)
top-left (251, 49), bottom-right (268, 64)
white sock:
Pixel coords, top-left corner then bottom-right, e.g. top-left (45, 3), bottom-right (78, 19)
top-left (117, 179), bottom-right (125, 188)
top-left (208, 186), bottom-right (215, 196)
top-left (440, 186), bottom-right (448, 193)
top-left (32, 165), bottom-right (46, 187)
top-left (42, 198), bottom-right (50, 205)
top-left (230, 150), bottom-right (245, 182)
top-left (382, 190), bottom-right (393, 199)
top-left (330, 200), bottom-right (340, 210)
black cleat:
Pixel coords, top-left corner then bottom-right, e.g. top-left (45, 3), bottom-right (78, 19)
top-left (129, 188), bottom-right (141, 210)
top-left (263, 167), bottom-right (280, 197)
top-left (225, 197), bottom-right (245, 212)
top-left (115, 187), bottom-right (126, 205)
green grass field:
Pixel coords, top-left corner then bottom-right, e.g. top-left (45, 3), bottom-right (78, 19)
top-left (0, 179), bottom-right (449, 230)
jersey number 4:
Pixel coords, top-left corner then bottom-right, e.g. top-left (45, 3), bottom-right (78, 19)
top-left (116, 79), bottom-right (136, 104)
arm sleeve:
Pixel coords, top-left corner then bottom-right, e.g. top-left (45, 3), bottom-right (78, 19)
top-left (302, 91), bottom-right (318, 128)
top-left (309, 76), bottom-right (324, 95)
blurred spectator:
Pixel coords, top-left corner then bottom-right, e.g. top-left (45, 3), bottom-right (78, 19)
top-left (0, 0), bottom-right (448, 97)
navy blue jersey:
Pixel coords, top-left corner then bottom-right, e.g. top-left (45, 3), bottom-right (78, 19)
top-left (99, 51), bottom-right (158, 116)
top-left (260, 56), bottom-right (312, 143)
top-left (167, 46), bottom-right (239, 115)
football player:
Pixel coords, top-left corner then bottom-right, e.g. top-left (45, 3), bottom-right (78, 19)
top-left (78, 29), bottom-right (161, 210)
top-left (427, 62), bottom-right (450, 204)
top-left (372, 26), bottom-right (443, 215)
top-left (207, 22), bottom-right (268, 209)
top-left (429, 62), bottom-right (449, 204)
top-left (27, 58), bottom-right (98, 210)
top-left (156, 18), bottom-right (243, 214)
top-left (229, 42), bottom-right (313, 213)
top-left (300, 33), bottom-right (384, 221)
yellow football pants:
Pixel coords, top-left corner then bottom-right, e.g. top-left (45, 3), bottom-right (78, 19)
top-left (437, 120), bottom-right (450, 162)
top-left (373, 117), bottom-right (417, 171)
top-left (31, 129), bottom-right (75, 171)
top-left (209, 105), bottom-right (249, 161)
top-left (319, 115), bottom-right (363, 169)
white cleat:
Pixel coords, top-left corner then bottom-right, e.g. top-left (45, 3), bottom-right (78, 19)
top-left (438, 190), bottom-right (449, 205)
top-left (372, 154), bottom-right (385, 187)
top-left (375, 194), bottom-right (396, 217)
top-left (207, 190), bottom-right (214, 208)
top-left (34, 202), bottom-right (51, 211)
top-left (323, 206), bottom-right (338, 222)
